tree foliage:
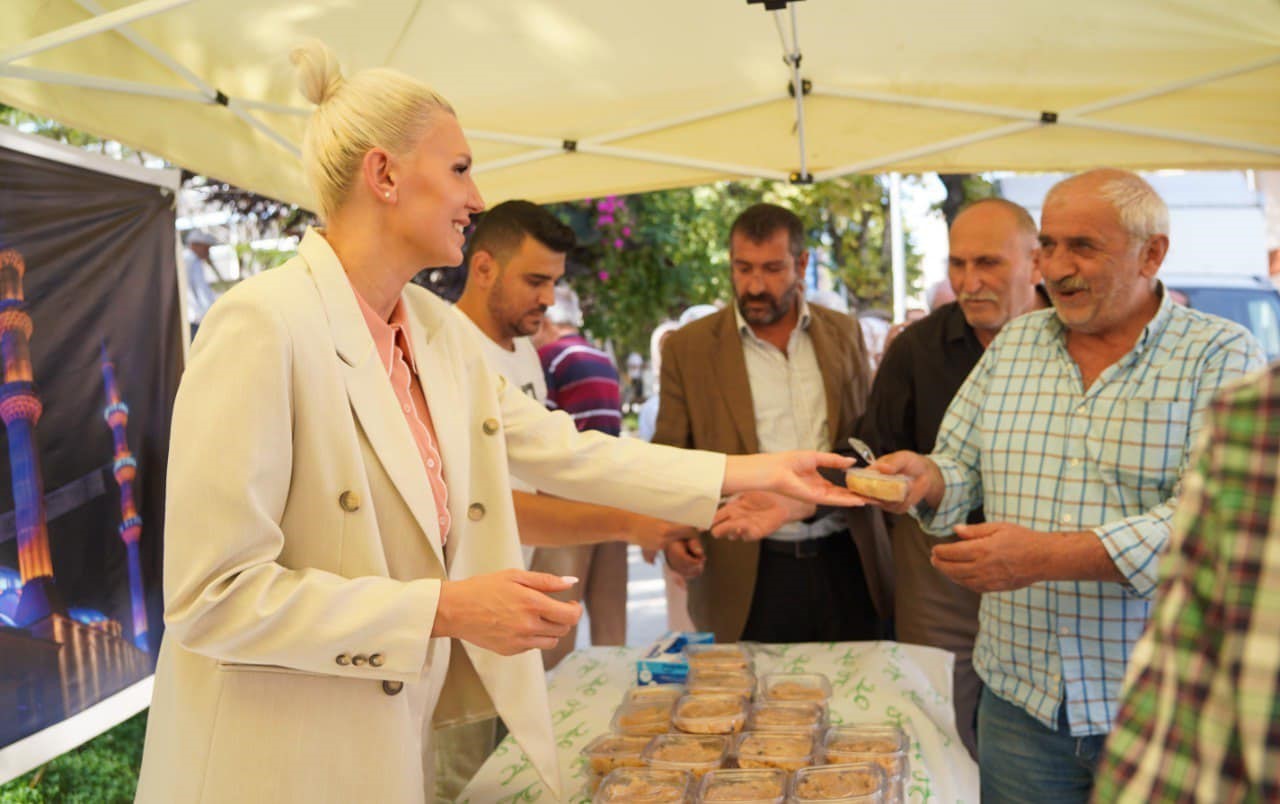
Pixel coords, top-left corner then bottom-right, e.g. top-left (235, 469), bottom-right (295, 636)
top-left (548, 175), bottom-right (924, 356)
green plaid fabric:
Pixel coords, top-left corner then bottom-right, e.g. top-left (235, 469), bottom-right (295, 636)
top-left (1095, 363), bottom-right (1280, 802)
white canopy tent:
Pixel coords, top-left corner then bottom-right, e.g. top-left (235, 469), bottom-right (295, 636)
top-left (1, 0), bottom-right (1278, 212)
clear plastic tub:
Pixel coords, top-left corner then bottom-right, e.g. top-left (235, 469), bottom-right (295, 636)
top-left (685, 642), bottom-right (754, 670)
top-left (582, 733), bottom-right (653, 776)
top-left (746, 700), bottom-right (826, 732)
top-left (593, 767), bottom-right (693, 803)
top-left (758, 672), bottom-right (832, 704)
top-left (642, 733), bottom-right (730, 781)
top-left (696, 768), bottom-right (788, 803)
top-left (673, 693), bottom-right (749, 734)
top-left (611, 698), bottom-right (675, 736)
top-left (731, 730), bottom-right (816, 772)
top-left (821, 725), bottom-right (909, 803)
top-left (687, 665), bottom-right (757, 697)
top-left (844, 468), bottom-right (910, 503)
top-left (789, 762), bottom-right (887, 803)
top-left (627, 684), bottom-right (687, 706)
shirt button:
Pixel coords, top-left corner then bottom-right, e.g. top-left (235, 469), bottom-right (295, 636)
top-left (468, 503), bottom-right (485, 521)
top-left (1061, 514), bottom-right (1072, 524)
top-left (1076, 404), bottom-right (1086, 414)
top-left (1070, 458), bottom-right (1081, 467)
top-left (1060, 627), bottom-right (1070, 636)
top-left (482, 418), bottom-right (500, 435)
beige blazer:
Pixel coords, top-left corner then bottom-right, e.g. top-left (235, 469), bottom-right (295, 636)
top-left (135, 230), bottom-right (725, 803)
top-left (653, 304), bottom-right (893, 641)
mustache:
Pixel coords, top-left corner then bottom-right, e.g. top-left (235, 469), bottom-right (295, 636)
top-left (1048, 277), bottom-right (1091, 294)
top-left (958, 292), bottom-right (999, 304)
top-left (739, 294), bottom-right (778, 306)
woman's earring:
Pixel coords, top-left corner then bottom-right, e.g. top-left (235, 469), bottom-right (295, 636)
top-left (384, 191), bottom-right (391, 199)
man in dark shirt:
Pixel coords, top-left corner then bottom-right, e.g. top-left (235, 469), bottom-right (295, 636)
top-left (857, 198), bottom-right (1044, 757)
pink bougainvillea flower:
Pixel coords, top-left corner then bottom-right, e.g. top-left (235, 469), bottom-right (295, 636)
top-left (598, 271), bottom-right (610, 281)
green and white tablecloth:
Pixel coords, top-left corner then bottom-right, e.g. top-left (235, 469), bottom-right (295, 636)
top-left (459, 641), bottom-right (979, 803)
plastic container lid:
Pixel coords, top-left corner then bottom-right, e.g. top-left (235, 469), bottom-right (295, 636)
top-left (746, 700), bottom-right (826, 732)
top-left (731, 730), bottom-right (816, 772)
top-left (581, 733), bottom-right (653, 776)
top-left (611, 699), bottom-right (675, 736)
top-left (696, 768), bottom-right (788, 803)
top-left (642, 733), bottom-right (730, 779)
top-left (687, 665), bottom-right (757, 697)
top-left (844, 468), bottom-right (910, 503)
top-left (685, 642), bottom-right (754, 670)
top-left (627, 684), bottom-right (687, 706)
top-left (593, 767), bottom-right (693, 803)
top-left (759, 672), bottom-right (833, 703)
top-left (673, 693), bottom-right (749, 735)
top-left (790, 762), bottom-right (888, 803)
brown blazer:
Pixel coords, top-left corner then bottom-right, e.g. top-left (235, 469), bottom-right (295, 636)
top-left (653, 304), bottom-right (894, 641)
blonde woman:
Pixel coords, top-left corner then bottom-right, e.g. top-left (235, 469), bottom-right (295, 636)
top-left (135, 41), bottom-right (860, 803)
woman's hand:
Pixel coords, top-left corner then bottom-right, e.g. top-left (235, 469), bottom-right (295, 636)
top-left (722, 451), bottom-right (866, 507)
top-left (433, 570), bottom-right (582, 655)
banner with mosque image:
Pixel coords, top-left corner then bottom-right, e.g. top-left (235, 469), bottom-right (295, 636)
top-left (0, 131), bottom-right (183, 777)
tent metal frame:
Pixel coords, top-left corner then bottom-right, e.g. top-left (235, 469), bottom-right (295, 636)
top-left (3, 1), bottom-right (1278, 187)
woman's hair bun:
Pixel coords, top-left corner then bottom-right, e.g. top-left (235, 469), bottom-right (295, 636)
top-left (290, 39), bottom-right (345, 106)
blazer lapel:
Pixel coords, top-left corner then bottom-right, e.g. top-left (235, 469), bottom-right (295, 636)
top-left (807, 311), bottom-right (845, 448)
top-left (403, 301), bottom-right (469, 566)
top-left (712, 309), bottom-right (760, 454)
top-left (299, 230), bottom-right (446, 567)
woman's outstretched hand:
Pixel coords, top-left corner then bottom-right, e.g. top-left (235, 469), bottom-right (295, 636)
top-left (722, 451), bottom-right (867, 507)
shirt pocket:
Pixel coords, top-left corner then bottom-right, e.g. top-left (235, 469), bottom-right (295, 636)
top-left (1092, 400), bottom-right (1191, 498)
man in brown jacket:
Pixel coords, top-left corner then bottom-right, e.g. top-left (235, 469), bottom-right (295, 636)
top-left (655, 203), bottom-right (891, 642)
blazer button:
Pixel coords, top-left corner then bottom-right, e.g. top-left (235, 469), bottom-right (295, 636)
top-left (338, 490), bottom-right (361, 512)
top-left (335, 653), bottom-right (351, 666)
top-left (467, 503), bottom-right (485, 521)
top-left (482, 418), bottom-right (500, 435)
top-left (351, 654), bottom-right (368, 667)
top-left (369, 653), bottom-right (385, 668)
top-left (382, 680), bottom-right (404, 696)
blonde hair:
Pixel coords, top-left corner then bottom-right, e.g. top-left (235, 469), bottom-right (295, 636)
top-left (289, 40), bottom-right (455, 219)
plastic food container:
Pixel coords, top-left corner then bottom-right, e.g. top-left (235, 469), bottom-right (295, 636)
top-left (758, 672), bottom-right (832, 704)
top-left (822, 725), bottom-right (909, 803)
top-left (731, 730), bottom-right (816, 772)
top-left (685, 643), bottom-right (754, 670)
top-left (593, 767), bottom-right (693, 803)
top-left (611, 699), bottom-right (675, 736)
top-left (687, 665), bottom-right (757, 697)
top-left (582, 733), bottom-right (652, 776)
top-left (673, 693), bottom-right (749, 734)
top-left (696, 768), bottom-right (788, 803)
top-left (746, 700), bottom-right (825, 732)
top-left (642, 733), bottom-right (731, 780)
top-left (627, 684), bottom-right (687, 706)
top-left (844, 468), bottom-right (910, 503)
top-left (790, 762), bottom-right (888, 802)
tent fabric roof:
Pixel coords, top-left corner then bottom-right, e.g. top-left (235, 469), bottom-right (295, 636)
top-left (1, 0), bottom-right (1278, 211)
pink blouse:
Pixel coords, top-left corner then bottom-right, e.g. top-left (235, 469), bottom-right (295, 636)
top-left (351, 284), bottom-right (451, 543)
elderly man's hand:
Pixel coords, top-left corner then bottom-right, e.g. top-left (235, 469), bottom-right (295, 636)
top-left (930, 522), bottom-right (1047, 593)
top-left (711, 491), bottom-right (815, 541)
top-left (663, 537), bottom-right (706, 583)
top-left (867, 451), bottom-right (945, 514)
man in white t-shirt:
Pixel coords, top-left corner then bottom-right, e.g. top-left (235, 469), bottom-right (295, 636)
top-left (453, 199), bottom-right (696, 642)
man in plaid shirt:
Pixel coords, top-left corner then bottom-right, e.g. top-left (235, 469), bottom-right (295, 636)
top-left (1093, 363), bottom-right (1278, 802)
top-left (875, 169), bottom-right (1264, 802)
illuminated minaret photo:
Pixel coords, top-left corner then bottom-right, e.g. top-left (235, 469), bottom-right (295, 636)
top-left (0, 248), bottom-right (62, 625)
top-left (100, 344), bottom-right (148, 651)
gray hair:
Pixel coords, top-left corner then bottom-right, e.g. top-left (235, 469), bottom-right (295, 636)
top-left (1047, 169), bottom-right (1169, 245)
top-left (546, 284), bottom-right (583, 328)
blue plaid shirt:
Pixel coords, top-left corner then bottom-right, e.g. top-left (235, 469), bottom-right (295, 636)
top-left (919, 290), bottom-right (1264, 736)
